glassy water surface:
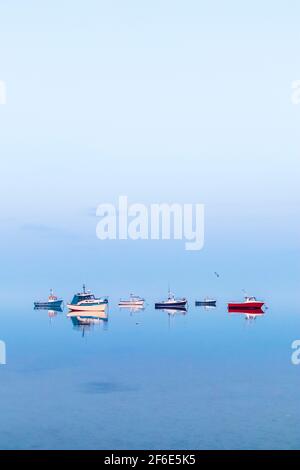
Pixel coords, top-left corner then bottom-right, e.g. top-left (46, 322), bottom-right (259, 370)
top-left (0, 287), bottom-right (299, 450)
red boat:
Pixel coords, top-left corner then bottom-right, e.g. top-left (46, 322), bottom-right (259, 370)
top-left (228, 296), bottom-right (264, 310)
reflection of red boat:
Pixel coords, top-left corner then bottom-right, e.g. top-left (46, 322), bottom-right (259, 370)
top-left (228, 296), bottom-right (264, 310)
top-left (228, 307), bottom-right (264, 320)
top-left (228, 307), bottom-right (264, 315)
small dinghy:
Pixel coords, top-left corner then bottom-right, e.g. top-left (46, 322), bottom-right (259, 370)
top-left (195, 298), bottom-right (216, 307)
top-left (34, 289), bottom-right (63, 310)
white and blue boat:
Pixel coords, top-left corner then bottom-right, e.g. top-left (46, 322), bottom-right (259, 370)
top-left (34, 289), bottom-right (63, 310)
top-left (155, 290), bottom-right (187, 309)
top-left (67, 284), bottom-right (108, 312)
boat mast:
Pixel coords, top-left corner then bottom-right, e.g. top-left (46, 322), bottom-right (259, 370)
top-left (242, 288), bottom-right (248, 300)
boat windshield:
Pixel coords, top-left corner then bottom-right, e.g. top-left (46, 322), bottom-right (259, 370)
top-left (72, 293), bottom-right (96, 304)
top-left (81, 294), bottom-right (95, 300)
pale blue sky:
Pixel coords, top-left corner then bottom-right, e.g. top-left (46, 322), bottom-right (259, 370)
top-left (0, 1), bottom-right (299, 297)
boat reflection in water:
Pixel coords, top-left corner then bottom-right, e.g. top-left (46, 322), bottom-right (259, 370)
top-left (119, 304), bottom-right (145, 316)
top-left (202, 305), bottom-right (217, 311)
top-left (195, 300), bottom-right (217, 311)
top-left (159, 307), bottom-right (188, 316)
top-left (156, 306), bottom-right (188, 328)
top-left (228, 307), bottom-right (265, 321)
top-left (34, 305), bottom-right (63, 322)
top-left (67, 309), bottom-right (108, 336)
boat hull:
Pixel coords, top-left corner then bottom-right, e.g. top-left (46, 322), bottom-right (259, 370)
top-left (119, 302), bottom-right (144, 307)
top-left (228, 307), bottom-right (264, 315)
top-left (195, 300), bottom-right (216, 307)
top-left (67, 303), bottom-right (107, 312)
top-left (228, 302), bottom-right (264, 310)
top-left (155, 300), bottom-right (187, 309)
top-left (34, 300), bottom-right (63, 309)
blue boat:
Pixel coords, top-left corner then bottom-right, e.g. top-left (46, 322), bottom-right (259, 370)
top-left (67, 284), bottom-right (108, 312)
top-left (34, 289), bottom-right (63, 310)
top-left (195, 298), bottom-right (216, 307)
top-left (155, 289), bottom-right (187, 309)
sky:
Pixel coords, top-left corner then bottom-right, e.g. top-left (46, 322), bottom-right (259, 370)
top-left (0, 1), bottom-right (299, 299)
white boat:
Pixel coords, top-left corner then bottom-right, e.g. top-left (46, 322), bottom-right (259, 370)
top-left (118, 294), bottom-right (145, 308)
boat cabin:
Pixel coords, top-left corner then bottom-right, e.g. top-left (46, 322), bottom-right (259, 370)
top-left (71, 292), bottom-right (96, 305)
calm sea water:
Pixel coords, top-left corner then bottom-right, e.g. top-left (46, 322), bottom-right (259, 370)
top-left (0, 281), bottom-right (299, 450)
